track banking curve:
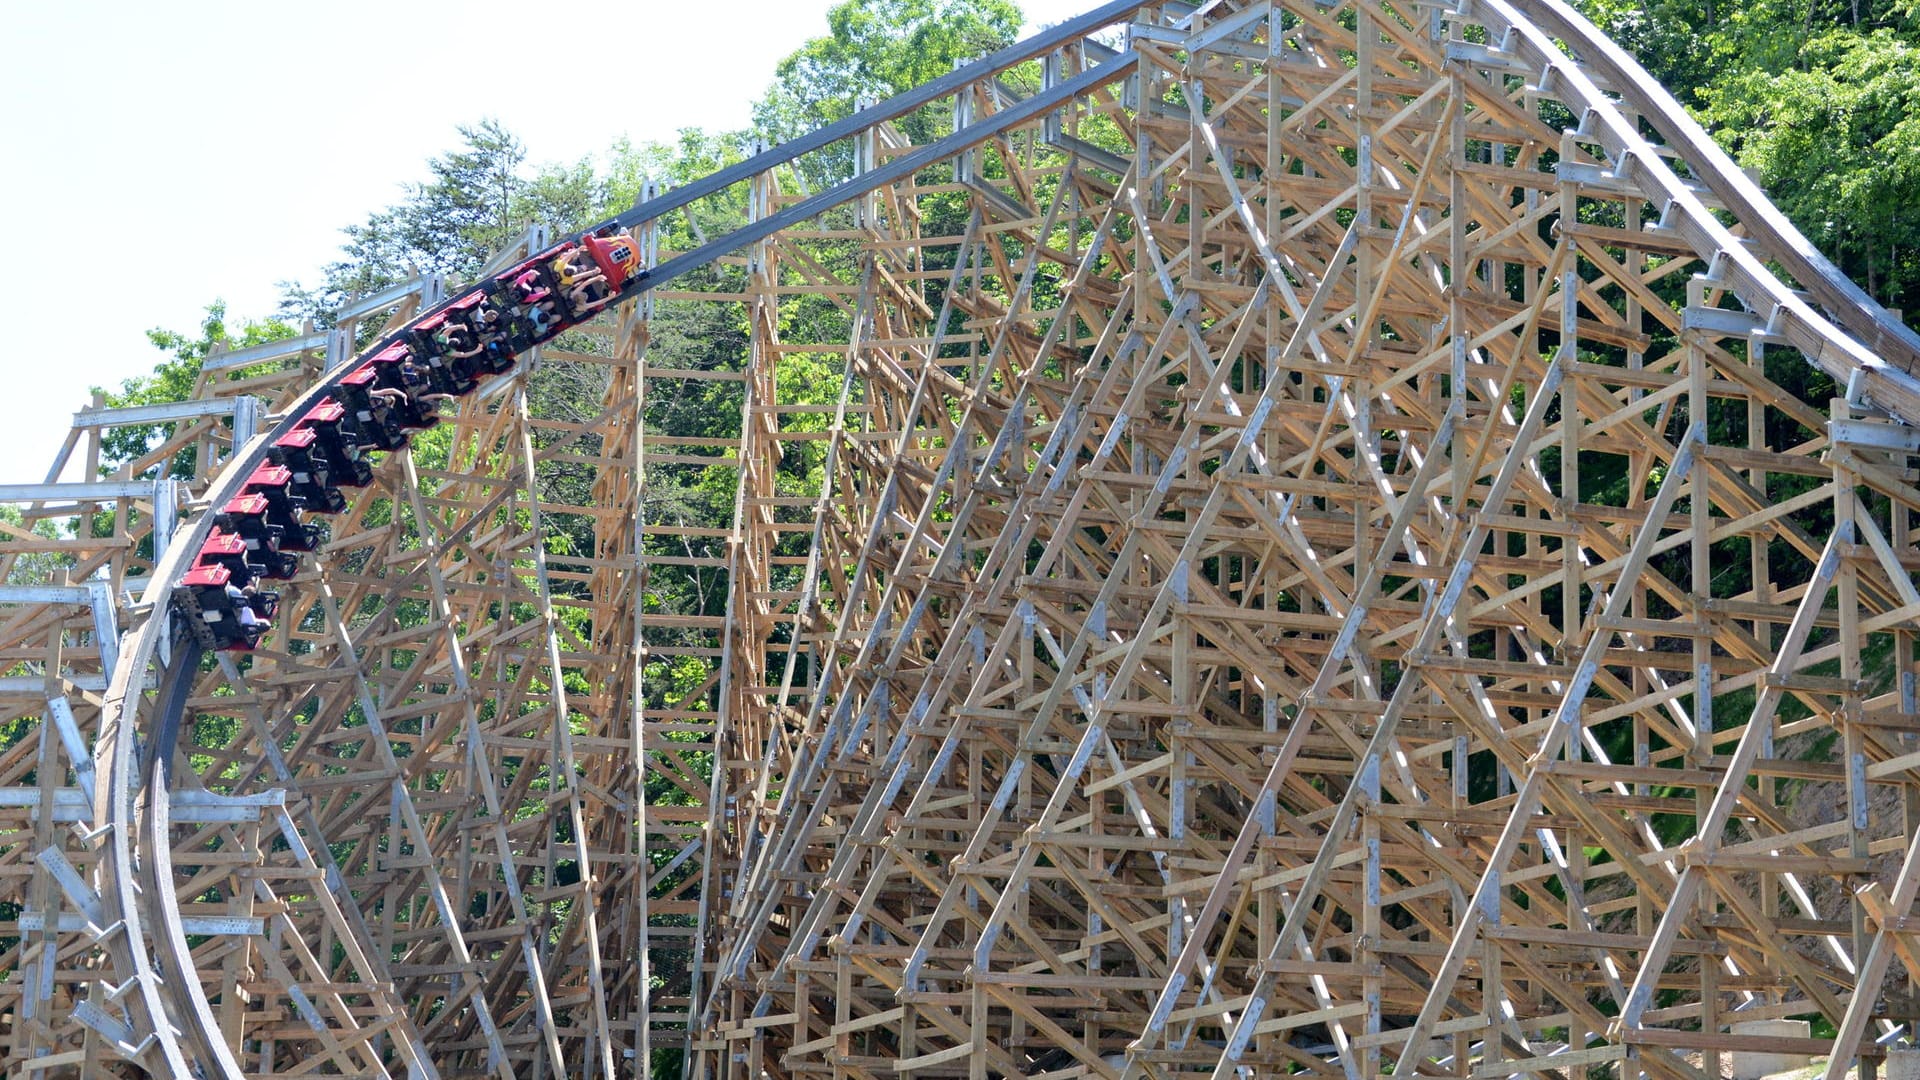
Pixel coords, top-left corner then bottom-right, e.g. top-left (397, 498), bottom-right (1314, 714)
top-left (1482, 0), bottom-right (1920, 412)
top-left (102, 233), bottom-right (633, 1080)
top-left (98, 12), bottom-right (1147, 1075)
top-left (88, 0), bottom-right (1920, 1075)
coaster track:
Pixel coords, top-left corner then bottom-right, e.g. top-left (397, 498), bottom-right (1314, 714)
top-left (5, 1), bottom-right (1920, 1076)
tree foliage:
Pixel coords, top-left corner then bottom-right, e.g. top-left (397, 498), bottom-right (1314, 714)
top-left (281, 119), bottom-right (608, 324)
top-left (99, 303), bottom-right (295, 480)
top-left (1698, 29), bottom-right (1920, 307)
top-left (1579, 0), bottom-right (1920, 317)
top-left (756, 0), bottom-right (1020, 137)
top-left (755, 0), bottom-right (1023, 184)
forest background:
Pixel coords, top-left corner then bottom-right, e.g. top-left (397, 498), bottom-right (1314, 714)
top-left (109, 0), bottom-right (1920, 430)
top-left (5, 3), bottom-right (1900, 1050)
top-left (82, 0), bottom-right (1920, 726)
top-left (0, 3), bottom-right (1883, 1075)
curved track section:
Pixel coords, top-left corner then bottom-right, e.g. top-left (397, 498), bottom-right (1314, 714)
top-left (5, 0), bottom-right (1920, 1077)
top-left (76, 16), bottom-right (1147, 1077)
top-left (96, 227), bottom-right (656, 1079)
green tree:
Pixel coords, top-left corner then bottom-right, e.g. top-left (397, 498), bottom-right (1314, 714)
top-left (283, 121), bottom-right (622, 326)
top-left (97, 302), bottom-right (295, 480)
top-left (754, 0), bottom-right (1023, 184)
top-left (1576, 0), bottom-right (1920, 319)
top-left (1697, 28), bottom-right (1920, 309)
top-left (0, 507), bottom-right (72, 587)
top-left (388, 117), bottom-right (529, 280)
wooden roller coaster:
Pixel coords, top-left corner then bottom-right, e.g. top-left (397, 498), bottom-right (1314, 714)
top-left (6, 1), bottom-right (1920, 1076)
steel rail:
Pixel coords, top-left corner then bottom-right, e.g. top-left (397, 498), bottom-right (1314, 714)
top-left (1486, 0), bottom-right (1920, 420)
top-left (88, 21), bottom-right (1140, 1077)
top-left (1518, 0), bottom-right (1920, 381)
top-left (137, 637), bottom-right (239, 1074)
top-left (88, 0), bottom-right (1920, 1071)
top-left (622, 50), bottom-right (1136, 299)
top-left (96, 609), bottom-right (203, 1078)
top-left (604, 0), bottom-right (1141, 234)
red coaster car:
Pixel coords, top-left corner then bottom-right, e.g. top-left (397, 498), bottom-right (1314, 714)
top-left (300, 400), bottom-right (374, 488)
top-left (242, 463), bottom-right (318, 551)
top-left (270, 427), bottom-right (347, 514)
top-left (174, 561), bottom-right (279, 652)
top-left (214, 493), bottom-right (300, 579)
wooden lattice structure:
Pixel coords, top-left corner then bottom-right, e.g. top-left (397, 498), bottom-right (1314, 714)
top-left (4, 1), bottom-right (1920, 1077)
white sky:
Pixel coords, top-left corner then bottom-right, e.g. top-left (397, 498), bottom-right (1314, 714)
top-left (0, 0), bottom-right (1095, 480)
